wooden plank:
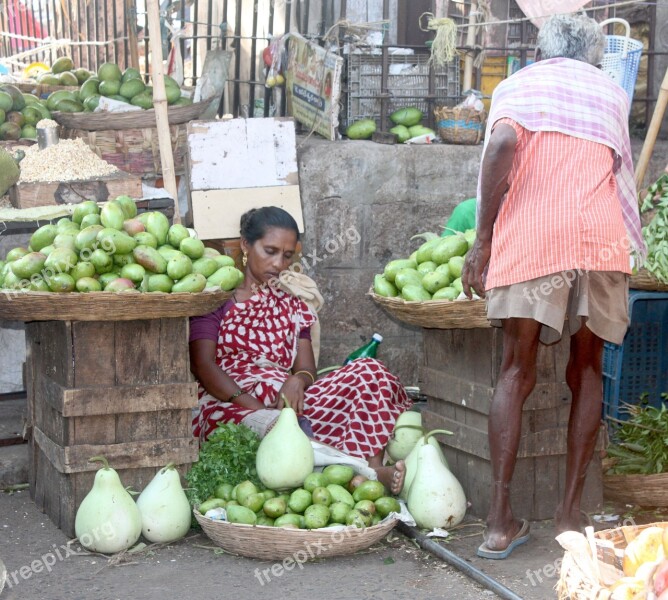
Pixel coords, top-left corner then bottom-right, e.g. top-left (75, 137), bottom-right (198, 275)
top-left (72, 322), bottom-right (116, 387)
top-left (41, 376), bottom-right (197, 416)
top-left (114, 319), bottom-right (162, 386)
top-left (9, 171), bottom-right (142, 209)
top-left (187, 118), bottom-right (299, 191)
top-left (158, 318), bottom-right (191, 383)
top-left (33, 426), bottom-right (198, 473)
top-left (40, 321), bottom-right (74, 387)
top-left (191, 185), bottom-right (304, 240)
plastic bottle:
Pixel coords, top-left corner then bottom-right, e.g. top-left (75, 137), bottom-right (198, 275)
top-left (343, 333), bottom-right (383, 365)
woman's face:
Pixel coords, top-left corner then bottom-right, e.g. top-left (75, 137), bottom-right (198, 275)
top-left (242, 226), bottom-right (298, 286)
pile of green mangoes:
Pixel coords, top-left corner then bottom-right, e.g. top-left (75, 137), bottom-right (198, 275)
top-left (0, 84), bottom-right (50, 140)
top-left (374, 229), bottom-right (476, 301)
top-left (388, 107), bottom-right (435, 142)
top-left (199, 465), bottom-right (401, 530)
top-left (0, 195), bottom-right (244, 294)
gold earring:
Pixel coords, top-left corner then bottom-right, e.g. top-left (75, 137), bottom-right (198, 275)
top-left (242, 252), bottom-right (248, 267)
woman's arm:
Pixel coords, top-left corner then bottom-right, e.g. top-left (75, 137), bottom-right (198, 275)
top-left (189, 339), bottom-right (265, 410)
top-left (276, 338), bottom-right (316, 414)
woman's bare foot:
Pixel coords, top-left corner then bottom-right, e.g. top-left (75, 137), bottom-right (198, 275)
top-left (374, 460), bottom-right (406, 495)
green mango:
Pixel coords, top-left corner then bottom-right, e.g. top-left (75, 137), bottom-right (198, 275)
top-left (29, 224), bottom-right (58, 252)
top-left (98, 273), bottom-right (120, 288)
top-left (75, 225), bottom-right (104, 251)
top-left (133, 232), bottom-right (158, 249)
top-left (213, 254), bottom-right (236, 268)
top-left (72, 200), bottom-right (100, 225)
top-left (166, 254), bottom-right (192, 281)
top-left (326, 484), bottom-right (354, 508)
top-left (352, 480), bottom-right (386, 502)
top-left (417, 261), bottom-right (437, 275)
top-left (402, 284), bottom-right (431, 301)
top-left (373, 274), bottom-right (398, 298)
top-left (432, 286), bottom-right (459, 300)
top-left (70, 262), bottom-right (96, 280)
top-left (191, 257), bottom-right (218, 278)
top-left (273, 514), bottom-right (302, 529)
top-left (262, 497), bottom-right (287, 519)
top-left (172, 273), bottom-right (206, 293)
top-left (113, 253), bottom-right (135, 267)
top-left (44, 247), bottom-right (78, 273)
top-left (206, 266), bottom-right (241, 291)
top-left (96, 228), bottom-right (136, 256)
top-left (29, 276), bottom-right (50, 292)
top-left (421, 270), bottom-right (451, 294)
top-left (47, 272), bottom-right (75, 292)
top-left (394, 268), bottom-right (422, 291)
top-left (304, 504), bottom-right (330, 529)
top-left (145, 212), bottom-right (170, 246)
top-left (157, 245), bottom-right (182, 261)
top-left (90, 249), bottom-right (113, 274)
top-left (214, 483), bottom-right (234, 501)
top-left (80, 213), bottom-right (101, 228)
top-left (323, 465), bottom-right (355, 486)
top-left (75, 277), bottom-right (102, 292)
top-left (226, 504), bottom-right (257, 525)
top-left (11, 252), bottom-right (46, 279)
top-left (133, 245), bottom-right (167, 274)
top-left (100, 201), bottom-right (125, 230)
top-left (416, 238), bottom-right (442, 264)
top-left (287, 489), bottom-right (312, 514)
top-left (198, 497), bottom-right (226, 513)
top-left (383, 258), bottom-right (417, 283)
top-left (5, 247), bottom-right (29, 262)
top-left (431, 235), bottom-right (468, 265)
top-left (51, 56), bottom-right (74, 74)
top-left (303, 472), bottom-right (329, 493)
top-left (104, 278), bottom-right (136, 292)
top-left (179, 237), bottom-right (205, 260)
top-left (167, 224), bottom-right (189, 248)
top-left (329, 501), bottom-right (352, 524)
top-left (448, 255), bottom-right (465, 280)
top-left (52, 233), bottom-right (77, 252)
top-left (120, 263), bottom-right (145, 284)
top-left (346, 508), bottom-right (372, 528)
top-left (146, 274), bottom-right (173, 293)
top-left (56, 217), bottom-right (79, 232)
top-left (115, 195), bottom-right (137, 219)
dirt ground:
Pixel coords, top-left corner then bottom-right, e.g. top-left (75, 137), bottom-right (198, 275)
top-left (0, 487), bottom-right (609, 600)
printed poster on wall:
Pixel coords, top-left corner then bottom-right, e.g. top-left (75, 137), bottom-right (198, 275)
top-left (285, 35), bottom-right (343, 141)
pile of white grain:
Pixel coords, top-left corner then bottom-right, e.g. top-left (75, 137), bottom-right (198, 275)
top-left (19, 138), bottom-right (118, 183)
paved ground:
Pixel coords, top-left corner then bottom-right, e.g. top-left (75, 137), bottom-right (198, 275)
top-left (1, 486), bottom-right (581, 600)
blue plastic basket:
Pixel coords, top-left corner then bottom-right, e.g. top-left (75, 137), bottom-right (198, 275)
top-left (603, 290), bottom-right (668, 425)
top-left (599, 18), bottom-right (643, 109)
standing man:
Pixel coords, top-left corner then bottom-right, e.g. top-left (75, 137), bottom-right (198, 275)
top-left (462, 13), bottom-right (645, 559)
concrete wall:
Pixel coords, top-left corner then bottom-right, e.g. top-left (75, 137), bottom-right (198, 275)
top-left (0, 138), bottom-right (667, 393)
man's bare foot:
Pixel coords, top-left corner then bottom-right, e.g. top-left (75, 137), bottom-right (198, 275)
top-left (374, 460), bottom-right (406, 495)
top-left (483, 519), bottom-right (524, 551)
top-left (555, 504), bottom-right (589, 534)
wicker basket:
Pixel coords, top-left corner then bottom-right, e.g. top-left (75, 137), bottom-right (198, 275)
top-left (603, 471), bottom-right (668, 507)
top-left (629, 268), bottom-right (668, 292)
top-left (194, 510), bottom-right (398, 560)
top-left (0, 288), bottom-right (230, 322)
top-left (61, 125), bottom-right (189, 178)
top-left (51, 97), bottom-right (215, 131)
top-left (369, 289), bottom-right (490, 329)
top-left (434, 105), bottom-right (486, 145)
top-left (557, 521), bottom-right (668, 600)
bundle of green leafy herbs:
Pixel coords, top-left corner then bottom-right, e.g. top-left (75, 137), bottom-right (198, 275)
top-left (185, 422), bottom-right (262, 508)
top-left (639, 173), bottom-right (668, 284)
top-left (606, 393), bottom-right (668, 475)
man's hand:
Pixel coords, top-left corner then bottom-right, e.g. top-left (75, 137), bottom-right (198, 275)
top-left (462, 239), bottom-right (491, 299)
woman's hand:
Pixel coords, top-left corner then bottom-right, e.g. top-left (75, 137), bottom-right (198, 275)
top-left (274, 375), bottom-right (306, 415)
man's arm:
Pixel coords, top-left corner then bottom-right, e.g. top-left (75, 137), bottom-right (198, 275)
top-left (462, 123), bottom-right (517, 298)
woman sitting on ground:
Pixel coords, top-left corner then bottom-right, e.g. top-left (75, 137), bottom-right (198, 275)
top-left (189, 206), bottom-right (412, 492)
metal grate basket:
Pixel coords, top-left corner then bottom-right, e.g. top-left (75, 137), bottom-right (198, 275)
top-left (599, 18), bottom-right (643, 109)
top-left (344, 52), bottom-right (460, 129)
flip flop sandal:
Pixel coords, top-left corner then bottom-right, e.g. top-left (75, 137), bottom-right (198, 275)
top-left (476, 519), bottom-right (531, 560)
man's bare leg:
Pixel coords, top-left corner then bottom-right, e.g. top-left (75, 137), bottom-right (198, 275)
top-left (484, 318), bottom-right (541, 551)
top-left (556, 324), bottom-right (604, 533)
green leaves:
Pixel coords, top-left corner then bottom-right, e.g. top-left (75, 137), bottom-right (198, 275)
top-left (185, 423), bottom-right (261, 508)
top-left (639, 175), bottom-right (668, 284)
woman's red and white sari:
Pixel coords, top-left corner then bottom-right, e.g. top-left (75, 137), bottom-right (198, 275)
top-left (192, 285), bottom-right (411, 459)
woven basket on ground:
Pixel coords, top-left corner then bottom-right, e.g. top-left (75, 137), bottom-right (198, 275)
top-left (0, 289), bottom-right (230, 322)
top-left (194, 510), bottom-right (398, 560)
top-left (434, 105), bottom-right (486, 145)
top-left (557, 521), bottom-right (668, 600)
top-left (14, 81), bottom-right (79, 97)
top-left (369, 289), bottom-right (490, 329)
top-left (60, 125), bottom-right (189, 179)
top-left (629, 268), bottom-right (668, 292)
top-left (603, 471), bottom-right (668, 507)
top-left (52, 97), bottom-right (215, 131)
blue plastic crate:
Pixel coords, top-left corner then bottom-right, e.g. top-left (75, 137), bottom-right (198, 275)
top-left (603, 290), bottom-right (668, 425)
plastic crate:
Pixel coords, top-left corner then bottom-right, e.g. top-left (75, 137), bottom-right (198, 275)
top-left (343, 52), bottom-right (460, 129)
top-left (603, 290), bottom-right (668, 424)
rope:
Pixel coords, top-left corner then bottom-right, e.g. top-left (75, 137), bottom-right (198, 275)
top-left (419, 13), bottom-right (459, 67)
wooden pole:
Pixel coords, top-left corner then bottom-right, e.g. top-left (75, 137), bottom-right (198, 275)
top-left (146, 0), bottom-right (181, 224)
top-left (462, 1), bottom-right (478, 92)
top-left (635, 66), bottom-right (668, 190)
top-left (126, 0), bottom-right (140, 70)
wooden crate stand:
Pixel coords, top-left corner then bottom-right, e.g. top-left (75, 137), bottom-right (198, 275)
top-left (25, 318), bottom-right (199, 537)
top-left (420, 328), bottom-right (603, 521)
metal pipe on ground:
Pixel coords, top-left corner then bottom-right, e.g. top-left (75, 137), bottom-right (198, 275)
top-left (397, 522), bottom-right (524, 600)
